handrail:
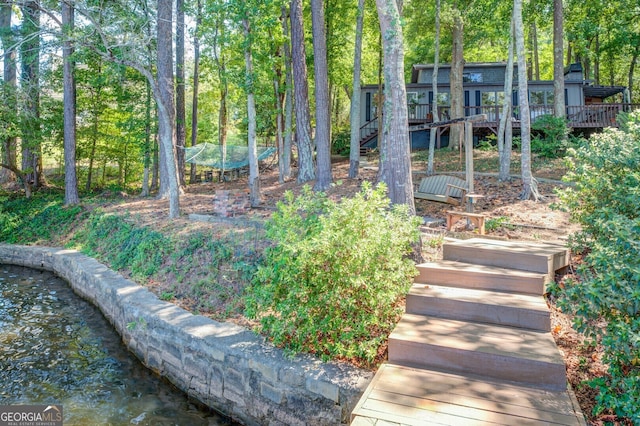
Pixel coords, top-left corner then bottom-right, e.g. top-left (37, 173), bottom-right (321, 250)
top-left (358, 103), bottom-right (640, 135)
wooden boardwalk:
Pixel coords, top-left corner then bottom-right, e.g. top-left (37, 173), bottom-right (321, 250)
top-left (351, 364), bottom-right (585, 425)
top-left (351, 238), bottom-right (586, 425)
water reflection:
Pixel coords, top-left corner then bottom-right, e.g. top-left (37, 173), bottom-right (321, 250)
top-left (0, 265), bottom-right (236, 425)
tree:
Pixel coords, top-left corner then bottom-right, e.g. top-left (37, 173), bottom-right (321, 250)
top-left (375, 0), bottom-right (415, 214)
top-left (242, 16), bottom-right (260, 207)
top-left (20, 1), bottom-right (44, 188)
top-left (62, 0), bottom-right (79, 205)
top-left (189, 0), bottom-right (202, 184)
top-left (311, 0), bottom-right (332, 191)
top-left (449, 10), bottom-right (464, 151)
top-left (514, 0), bottom-right (536, 200)
top-left (279, 5), bottom-right (293, 183)
top-left (0, 0), bottom-right (17, 184)
top-left (156, 0), bottom-right (180, 217)
top-left (498, 17), bottom-right (515, 182)
top-left (426, 0), bottom-right (441, 175)
top-left (290, 0), bottom-right (315, 184)
top-left (553, 0), bottom-right (565, 119)
top-left (348, 0), bottom-right (365, 178)
top-left (176, 0), bottom-right (186, 187)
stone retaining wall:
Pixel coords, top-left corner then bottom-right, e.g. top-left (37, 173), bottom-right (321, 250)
top-left (0, 245), bottom-right (372, 425)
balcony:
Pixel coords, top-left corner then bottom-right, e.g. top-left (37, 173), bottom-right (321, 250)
top-left (405, 103), bottom-right (640, 129)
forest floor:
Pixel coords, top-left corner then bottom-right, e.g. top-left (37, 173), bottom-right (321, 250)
top-left (97, 149), bottom-right (607, 424)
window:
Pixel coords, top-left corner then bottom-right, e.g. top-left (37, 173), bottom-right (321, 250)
top-left (529, 90), bottom-right (554, 105)
top-left (463, 72), bottom-right (483, 83)
top-left (481, 91), bottom-right (505, 120)
top-left (481, 91), bottom-right (505, 106)
top-left (407, 92), bottom-right (419, 119)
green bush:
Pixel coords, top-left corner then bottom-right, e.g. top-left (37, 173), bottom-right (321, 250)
top-left (531, 114), bottom-right (572, 158)
top-left (245, 182), bottom-right (421, 364)
top-left (331, 125), bottom-right (351, 156)
top-left (555, 111), bottom-right (640, 421)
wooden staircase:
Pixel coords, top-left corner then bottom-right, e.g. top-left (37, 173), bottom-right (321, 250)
top-left (351, 237), bottom-right (586, 425)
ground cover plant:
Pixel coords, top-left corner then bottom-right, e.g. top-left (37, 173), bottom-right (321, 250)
top-left (554, 111), bottom-right (640, 422)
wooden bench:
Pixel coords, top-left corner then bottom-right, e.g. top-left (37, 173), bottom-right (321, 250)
top-left (446, 210), bottom-right (486, 235)
top-left (414, 175), bottom-right (468, 206)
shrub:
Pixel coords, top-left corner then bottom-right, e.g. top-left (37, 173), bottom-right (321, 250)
top-left (531, 114), bottom-right (572, 158)
top-left (331, 125), bottom-right (351, 156)
top-left (245, 182), bottom-right (421, 364)
top-left (554, 111), bottom-right (640, 421)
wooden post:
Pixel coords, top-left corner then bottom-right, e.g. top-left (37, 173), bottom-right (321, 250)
top-left (465, 120), bottom-right (474, 213)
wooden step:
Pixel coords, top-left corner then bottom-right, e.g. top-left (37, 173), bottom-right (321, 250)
top-left (443, 238), bottom-right (570, 278)
top-left (407, 284), bottom-right (551, 331)
top-left (388, 314), bottom-right (567, 391)
top-left (416, 260), bottom-right (548, 295)
top-left (351, 363), bottom-right (586, 425)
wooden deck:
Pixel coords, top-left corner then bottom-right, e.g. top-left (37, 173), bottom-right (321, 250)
top-left (350, 238), bottom-right (586, 425)
top-left (359, 103), bottom-right (640, 146)
top-left (351, 364), bottom-right (586, 426)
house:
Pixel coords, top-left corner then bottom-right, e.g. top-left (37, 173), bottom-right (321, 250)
top-left (359, 62), bottom-right (635, 150)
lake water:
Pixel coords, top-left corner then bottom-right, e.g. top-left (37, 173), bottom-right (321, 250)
top-left (0, 264), bottom-right (236, 425)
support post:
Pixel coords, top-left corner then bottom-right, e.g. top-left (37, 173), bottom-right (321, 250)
top-left (465, 121), bottom-right (474, 213)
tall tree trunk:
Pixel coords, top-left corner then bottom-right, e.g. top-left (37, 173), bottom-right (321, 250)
top-left (211, 14), bottom-right (229, 176)
top-left (290, 0), bottom-right (315, 183)
top-left (514, 0), bottom-right (534, 200)
top-left (0, 0), bottom-right (17, 184)
top-left (156, 0), bottom-right (179, 218)
top-left (62, 0), bottom-right (79, 205)
top-left (20, 1), bottom-right (43, 188)
top-left (594, 33), bottom-right (600, 85)
top-left (449, 11), bottom-right (464, 151)
top-left (375, 0), bottom-right (415, 214)
top-left (243, 18), bottom-right (260, 207)
top-left (553, 0), bottom-right (565, 119)
top-left (427, 0), bottom-right (441, 175)
top-left (348, 0), bottom-right (365, 178)
top-left (189, 0), bottom-right (201, 184)
top-left (280, 6), bottom-right (293, 182)
top-left (151, 129), bottom-right (159, 191)
top-left (141, 79), bottom-right (152, 196)
top-left (629, 45), bottom-right (639, 102)
top-left (311, 0), bottom-right (332, 191)
top-left (376, 32), bottom-right (385, 182)
top-left (86, 97), bottom-right (98, 192)
top-left (529, 2), bottom-right (540, 81)
top-left (175, 0), bottom-right (186, 187)
top-left (498, 17), bottom-right (515, 182)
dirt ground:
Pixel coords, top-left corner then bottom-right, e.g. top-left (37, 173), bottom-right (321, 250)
top-left (102, 156), bottom-right (608, 424)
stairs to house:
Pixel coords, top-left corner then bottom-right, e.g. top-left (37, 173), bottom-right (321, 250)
top-left (351, 237), bottom-right (586, 425)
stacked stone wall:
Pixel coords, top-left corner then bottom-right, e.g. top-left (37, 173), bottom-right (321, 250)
top-left (0, 245), bottom-right (371, 425)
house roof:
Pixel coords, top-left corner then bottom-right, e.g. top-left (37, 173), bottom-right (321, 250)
top-left (411, 62), bottom-right (509, 83)
top-left (583, 85), bottom-right (626, 100)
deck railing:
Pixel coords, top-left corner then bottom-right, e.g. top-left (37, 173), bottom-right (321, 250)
top-left (405, 103), bottom-right (640, 128)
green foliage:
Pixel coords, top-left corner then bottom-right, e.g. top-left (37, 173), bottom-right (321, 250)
top-left (74, 212), bottom-right (170, 279)
top-left (331, 125), bottom-right (351, 156)
top-left (485, 216), bottom-right (513, 232)
top-left (531, 114), bottom-right (572, 158)
top-left (554, 111), bottom-right (640, 421)
top-left (476, 135), bottom-right (497, 151)
top-left (0, 192), bottom-right (87, 244)
top-left (245, 183), bottom-right (421, 364)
